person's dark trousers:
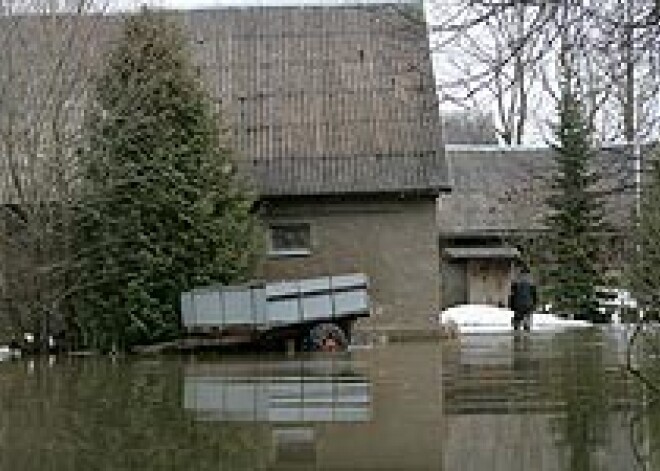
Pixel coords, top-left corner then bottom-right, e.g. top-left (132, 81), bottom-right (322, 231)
top-left (513, 310), bottom-right (532, 331)
top-left (513, 311), bottom-right (523, 330)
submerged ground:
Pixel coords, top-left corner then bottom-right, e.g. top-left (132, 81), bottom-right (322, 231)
top-left (0, 329), bottom-right (657, 470)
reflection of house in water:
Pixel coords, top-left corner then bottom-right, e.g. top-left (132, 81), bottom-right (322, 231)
top-left (442, 334), bottom-right (644, 471)
top-left (184, 358), bottom-right (371, 470)
top-left (183, 344), bottom-right (444, 470)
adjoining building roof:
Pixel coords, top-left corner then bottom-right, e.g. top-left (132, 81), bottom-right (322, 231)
top-left (444, 246), bottom-right (520, 260)
top-left (440, 144), bottom-right (639, 235)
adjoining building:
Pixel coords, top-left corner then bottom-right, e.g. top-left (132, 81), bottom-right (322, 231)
top-left (439, 143), bottom-right (638, 309)
top-left (438, 145), bottom-right (550, 308)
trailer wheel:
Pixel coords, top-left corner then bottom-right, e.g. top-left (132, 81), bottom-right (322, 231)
top-left (305, 323), bottom-right (348, 352)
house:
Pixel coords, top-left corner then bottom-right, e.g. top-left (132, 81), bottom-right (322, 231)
top-left (250, 151), bottom-right (446, 329)
top-left (0, 2), bottom-right (448, 334)
top-left (2, 3), bottom-right (646, 331)
top-left (179, 4), bottom-right (449, 328)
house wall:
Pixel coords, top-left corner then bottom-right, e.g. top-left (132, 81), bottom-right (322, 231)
top-left (258, 196), bottom-right (440, 328)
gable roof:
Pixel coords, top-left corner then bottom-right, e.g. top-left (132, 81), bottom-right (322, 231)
top-left (181, 5), bottom-right (447, 197)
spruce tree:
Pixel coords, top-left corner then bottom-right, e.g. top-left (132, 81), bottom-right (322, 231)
top-left (543, 94), bottom-right (606, 320)
top-left (630, 152), bottom-right (660, 319)
top-left (75, 9), bottom-right (261, 350)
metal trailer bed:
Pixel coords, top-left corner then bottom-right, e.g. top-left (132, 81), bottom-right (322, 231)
top-left (180, 273), bottom-right (370, 350)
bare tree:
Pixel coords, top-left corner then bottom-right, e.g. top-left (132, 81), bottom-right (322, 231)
top-left (429, 0), bottom-right (660, 143)
top-left (431, 2), bottom-right (546, 144)
top-left (0, 0), bottom-right (107, 350)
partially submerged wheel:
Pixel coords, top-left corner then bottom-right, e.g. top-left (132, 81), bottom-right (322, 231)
top-left (305, 323), bottom-right (349, 352)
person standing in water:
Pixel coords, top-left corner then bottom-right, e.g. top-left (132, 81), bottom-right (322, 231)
top-left (509, 266), bottom-right (537, 331)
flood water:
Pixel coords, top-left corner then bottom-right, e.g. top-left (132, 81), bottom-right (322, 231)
top-left (0, 329), bottom-right (658, 470)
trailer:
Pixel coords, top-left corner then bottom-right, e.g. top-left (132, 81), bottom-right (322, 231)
top-left (180, 273), bottom-right (370, 351)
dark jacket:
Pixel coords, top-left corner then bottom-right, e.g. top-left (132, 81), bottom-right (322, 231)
top-left (509, 274), bottom-right (537, 313)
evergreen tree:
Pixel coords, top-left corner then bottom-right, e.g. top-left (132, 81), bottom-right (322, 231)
top-left (630, 152), bottom-right (660, 319)
top-left (75, 9), bottom-right (261, 350)
top-left (543, 94), bottom-right (606, 320)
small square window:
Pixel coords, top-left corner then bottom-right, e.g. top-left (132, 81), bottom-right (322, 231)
top-left (269, 223), bottom-right (311, 256)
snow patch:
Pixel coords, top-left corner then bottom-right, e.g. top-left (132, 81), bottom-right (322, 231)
top-left (439, 304), bottom-right (591, 334)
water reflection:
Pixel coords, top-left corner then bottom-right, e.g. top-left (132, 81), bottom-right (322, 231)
top-left (547, 331), bottom-right (614, 471)
top-left (0, 357), bottom-right (272, 471)
top-left (182, 357), bottom-right (373, 469)
top-left (0, 344), bottom-right (444, 470)
top-left (181, 345), bottom-right (443, 470)
top-left (1, 332), bottom-right (660, 470)
top-left (183, 358), bottom-right (370, 423)
top-left (442, 330), bottom-right (648, 471)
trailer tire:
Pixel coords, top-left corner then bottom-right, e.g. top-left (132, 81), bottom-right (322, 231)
top-left (305, 323), bottom-right (348, 352)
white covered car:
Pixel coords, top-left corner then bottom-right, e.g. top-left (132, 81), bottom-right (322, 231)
top-left (439, 304), bottom-right (592, 334)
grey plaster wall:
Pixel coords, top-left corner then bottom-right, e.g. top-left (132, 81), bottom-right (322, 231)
top-left (258, 197), bottom-right (440, 327)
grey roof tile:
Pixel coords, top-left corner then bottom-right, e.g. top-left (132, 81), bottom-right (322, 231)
top-left (240, 150), bottom-right (448, 196)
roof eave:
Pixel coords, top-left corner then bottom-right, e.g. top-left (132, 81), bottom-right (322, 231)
top-left (258, 185), bottom-right (448, 201)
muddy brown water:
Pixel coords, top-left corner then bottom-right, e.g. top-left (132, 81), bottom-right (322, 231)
top-left (0, 329), bottom-right (657, 470)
